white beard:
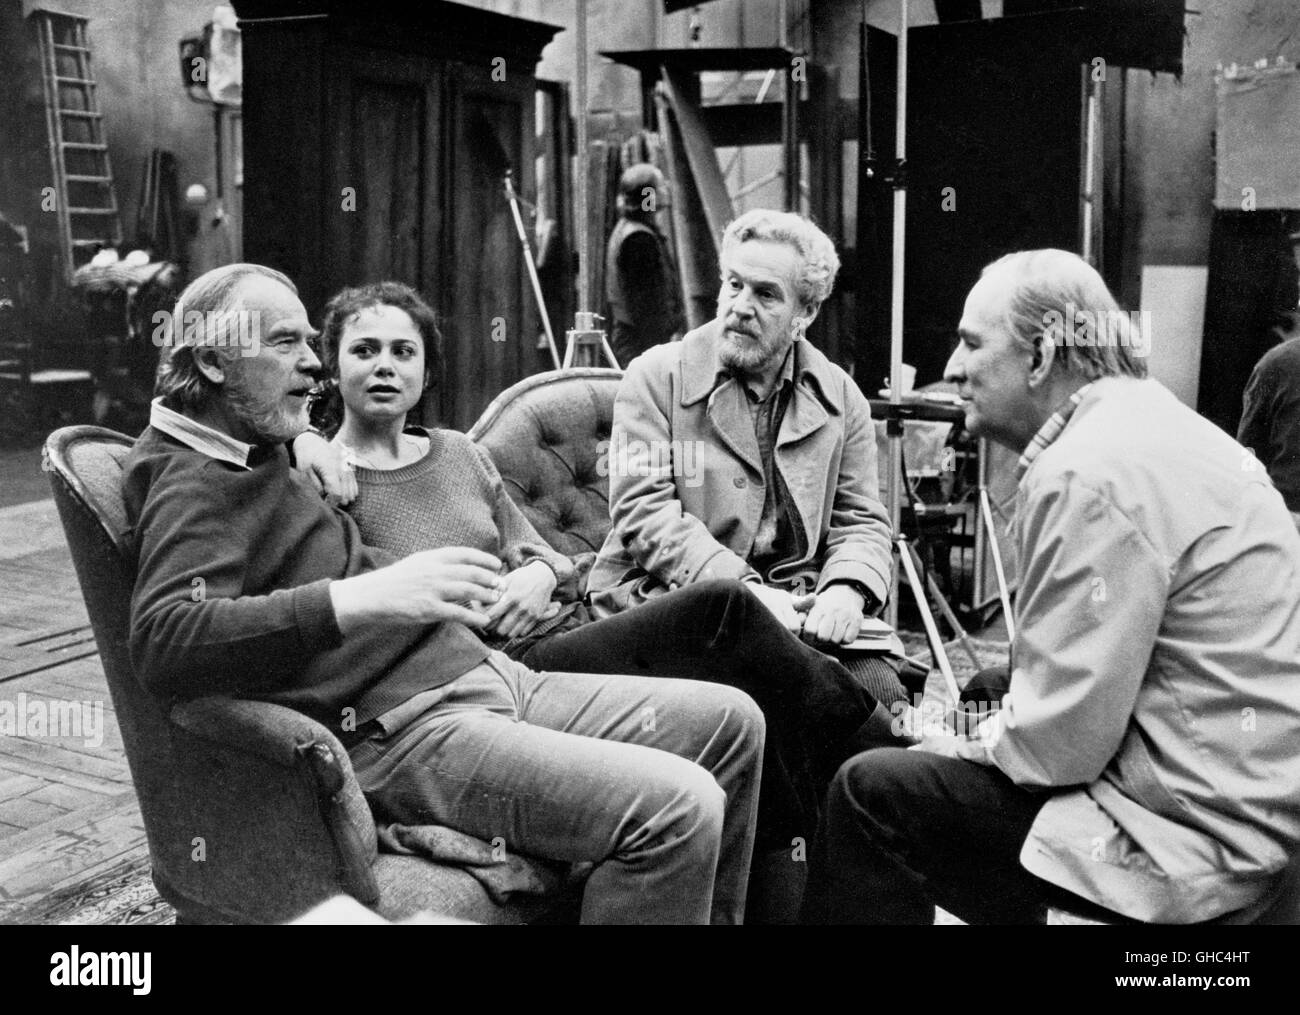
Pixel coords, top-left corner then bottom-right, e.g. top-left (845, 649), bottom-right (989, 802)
top-left (718, 330), bottom-right (790, 378)
top-left (225, 375), bottom-right (307, 444)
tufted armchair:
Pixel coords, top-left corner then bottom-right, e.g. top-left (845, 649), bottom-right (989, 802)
top-left (468, 368), bottom-right (623, 557)
top-left (45, 425), bottom-right (580, 925)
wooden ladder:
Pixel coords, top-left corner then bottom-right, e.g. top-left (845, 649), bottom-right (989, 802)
top-left (35, 10), bottom-right (122, 280)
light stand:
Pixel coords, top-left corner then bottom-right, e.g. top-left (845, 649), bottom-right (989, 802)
top-left (566, 0), bottom-right (619, 370)
top-left (897, 535), bottom-right (962, 703)
top-left (504, 170), bottom-right (561, 370)
top-left (882, 0), bottom-right (909, 630)
top-left (872, 1), bottom-right (972, 690)
top-left (979, 487), bottom-right (1016, 641)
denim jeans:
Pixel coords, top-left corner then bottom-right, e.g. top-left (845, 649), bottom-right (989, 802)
top-left (348, 652), bottom-right (764, 924)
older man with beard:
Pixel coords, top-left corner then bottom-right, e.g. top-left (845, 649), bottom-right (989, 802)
top-left (122, 263), bottom-right (766, 925)
top-left (588, 209), bottom-right (910, 710)
top-left (581, 211), bottom-right (915, 919)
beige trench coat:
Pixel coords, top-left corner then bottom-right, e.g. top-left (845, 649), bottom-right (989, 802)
top-left (587, 320), bottom-right (893, 617)
top-left (956, 378), bottom-right (1300, 922)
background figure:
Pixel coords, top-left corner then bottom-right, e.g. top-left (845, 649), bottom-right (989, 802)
top-left (1238, 255), bottom-right (1300, 530)
top-left (1239, 324), bottom-right (1300, 530)
top-left (604, 163), bottom-right (684, 366)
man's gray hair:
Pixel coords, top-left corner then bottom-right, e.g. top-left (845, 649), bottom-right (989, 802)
top-left (982, 249), bottom-right (1148, 380)
top-left (721, 209), bottom-right (841, 312)
top-left (155, 263), bottom-right (295, 411)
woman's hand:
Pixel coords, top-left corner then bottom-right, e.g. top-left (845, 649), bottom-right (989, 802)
top-left (293, 431), bottom-right (358, 507)
top-left (485, 560), bottom-right (561, 640)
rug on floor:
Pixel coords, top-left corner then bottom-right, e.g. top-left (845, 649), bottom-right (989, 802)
top-left (3, 854), bottom-right (174, 926)
top-left (899, 632), bottom-right (1010, 700)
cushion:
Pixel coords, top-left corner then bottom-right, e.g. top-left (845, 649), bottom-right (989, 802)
top-left (469, 369), bottom-right (622, 557)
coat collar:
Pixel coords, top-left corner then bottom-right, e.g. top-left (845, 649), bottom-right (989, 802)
top-left (677, 320), bottom-right (845, 476)
top-left (679, 318), bottom-right (844, 415)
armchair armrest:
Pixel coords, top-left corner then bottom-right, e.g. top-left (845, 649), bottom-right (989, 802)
top-left (165, 696), bottom-right (380, 921)
top-left (171, 696), bottom-right (354, 776)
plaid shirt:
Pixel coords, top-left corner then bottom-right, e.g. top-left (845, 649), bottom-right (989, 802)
top-left (734, 347), bottom-right (806, 578)
top-left (1014, 382), bottom-right (1095, 481)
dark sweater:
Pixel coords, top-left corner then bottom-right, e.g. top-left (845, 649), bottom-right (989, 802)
top-left (605, 217), bottom-right (684, 364)
top-left (1239, 335), bottom-right (1300, 512)
top-left (122, 427), bottom-right (489, 734)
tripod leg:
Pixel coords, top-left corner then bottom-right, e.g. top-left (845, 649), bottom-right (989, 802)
top-left (505, 171), bottom-right (561, 370)
top-left (598, 335), bottom-right (621, 370)
top-left (979, 487), bottom-right (1015, 642)
top-left (897, 537), bottom-right (961, 705)
top-left (908, 545), bottom-right (981, 671)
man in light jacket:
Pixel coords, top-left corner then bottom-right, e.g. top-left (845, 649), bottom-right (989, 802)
top-left (588, 208), bottom-right (908, 706)
top-left (803, 248), bottom-right (1300, 925)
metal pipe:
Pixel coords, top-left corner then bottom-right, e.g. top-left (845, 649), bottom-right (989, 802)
top-left (731, 167), bottom-right (783, 201)
top-left (897, 535), bottom-right (961, 705)
top-left (980, 487), bottom-right (1015, 642)
top-left (912, 542), bottom-right (983, 671)
top-left (1082, 73), bottom-right (1099, 264)
top-left (505, 170), bottom-right (561, 370)
top-left (885, 0), bottom-right (908, 627)
top-left (575, 0), bottom-right (590, 314)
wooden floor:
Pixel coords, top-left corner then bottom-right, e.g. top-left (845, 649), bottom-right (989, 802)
top-left (0, 494), bottom-right (149, 922)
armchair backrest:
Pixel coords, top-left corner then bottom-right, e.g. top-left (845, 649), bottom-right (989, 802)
top-left (43, 426), bottom-right (197, 880)
top-left (45, 427), bottom-right (392, 922)
top-left (468, 368), bottom-right (623, 557)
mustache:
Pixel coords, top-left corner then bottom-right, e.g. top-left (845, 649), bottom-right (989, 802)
top-left (723, 319), bottom-right (759, 338)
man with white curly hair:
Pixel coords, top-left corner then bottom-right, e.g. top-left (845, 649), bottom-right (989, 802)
top-left (589, 207), bottom-right (909, 723)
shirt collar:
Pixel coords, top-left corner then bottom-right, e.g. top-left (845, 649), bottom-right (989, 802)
top-left (1015, 382), bottom-right (1094, 481)
top-left (149, 397), bottom-right (255, 470)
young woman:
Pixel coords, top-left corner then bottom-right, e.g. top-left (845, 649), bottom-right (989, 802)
top-left (300, 281), bottom-right (912, 900)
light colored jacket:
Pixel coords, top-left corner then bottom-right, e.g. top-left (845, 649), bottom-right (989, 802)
top-left (961, 377), bottom-right (1300, 922)
top-left (587, 320), bottom-right (893, 616)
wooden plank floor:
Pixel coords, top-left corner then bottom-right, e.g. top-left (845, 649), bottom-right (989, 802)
top-left (0, 498), bottom-right (151, 921)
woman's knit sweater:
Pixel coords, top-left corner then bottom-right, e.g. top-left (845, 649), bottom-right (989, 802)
top-left (345, 428), bottom-right (584, 652)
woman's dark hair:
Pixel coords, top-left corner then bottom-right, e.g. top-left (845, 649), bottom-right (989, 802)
top-left (309, 281), bottom-right (444, 433)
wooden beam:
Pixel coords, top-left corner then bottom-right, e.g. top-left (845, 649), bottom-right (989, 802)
top-left (661, 69), bottom-right (733, 248)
